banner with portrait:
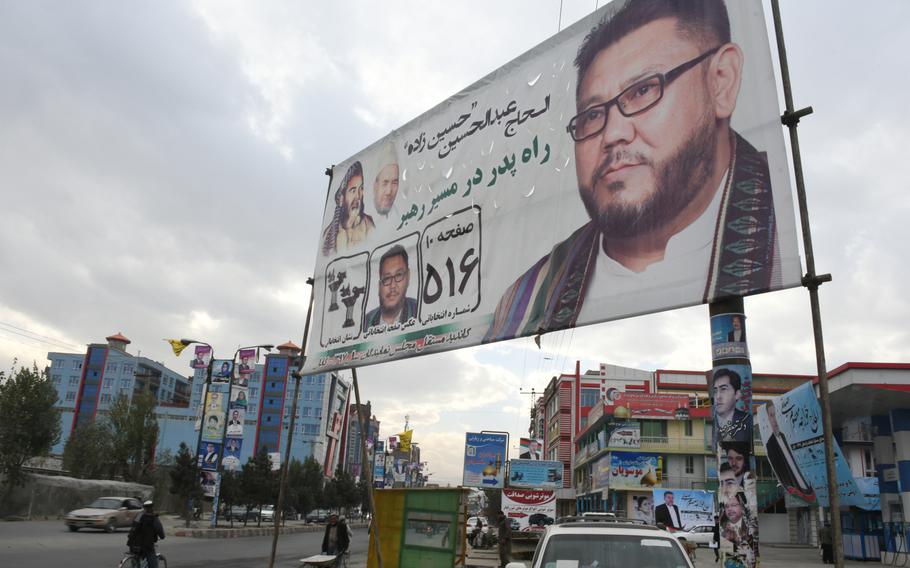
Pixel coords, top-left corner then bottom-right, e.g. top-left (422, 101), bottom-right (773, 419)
top-left (202, 389), bottom-right (227, 442)
top-left (652, 489), bottom-right (715, 530)
top-left (211, 359), bottom-right (233, 384)
top-left (756, 382), bottom-right (864, 507)
top-left (518, 437), bottom-right (543, 460)
top-left (462, 432), bottom-right (508, 489)
top-left (303, 0), bottom-right (801, 373)
top-left (502, 489), bottom-right (556, 531)
top-left (237, 348), bottom-right (256, 377)
top-left (609, 451), bottom-right (659, 489)
top-left (222, 437), bottom-right (243, 472)
top-left (508, 459), bottom-right (563, 489)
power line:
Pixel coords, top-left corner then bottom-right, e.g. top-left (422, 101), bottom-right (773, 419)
top-left (0, 321), bottom-right (82, 350)
top-left (0, 326), bottom-right (79, 352)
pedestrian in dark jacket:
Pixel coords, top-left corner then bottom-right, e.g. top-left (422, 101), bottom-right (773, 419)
top-left (496, 511), bottom-right (512, 568)
top-left (818, 521), bottom-right (833, 564)
top-left (713, 514), bottom-right (721, 562)
top-left (322, 513), bottom-right (350, 563)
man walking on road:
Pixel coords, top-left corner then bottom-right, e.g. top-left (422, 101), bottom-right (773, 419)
top-left (818, 521), bottom-right (833, 564)
top-left (496, 510), bottom-right (512, 568)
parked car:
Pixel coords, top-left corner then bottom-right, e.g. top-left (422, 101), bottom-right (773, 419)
top-left (260, 505), bottom-right (276, 522)
top-left (225, 506), bottom-right (259, 523)
top-left (506, 517), bottom-right (693, 568)
top-left (675, 524), bottom-right (716, 547)
top-left (64, 496), bottom-right (144, 533)
top-left (306, 509), bottom-right (331, 523)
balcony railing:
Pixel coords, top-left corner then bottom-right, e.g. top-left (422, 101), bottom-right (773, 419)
top-left (637, 436), bottom-right (710, 453)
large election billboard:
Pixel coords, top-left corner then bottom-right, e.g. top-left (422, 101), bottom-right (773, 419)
top-left (303, 0), bottom-right (801, 373)
top-left (508, 459), bottom-right (564, 489)
top-left (610, 451), bottom-right (659, 489)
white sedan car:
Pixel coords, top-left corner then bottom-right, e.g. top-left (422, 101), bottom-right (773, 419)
top-left (674, 524), bottom-right (716, 547)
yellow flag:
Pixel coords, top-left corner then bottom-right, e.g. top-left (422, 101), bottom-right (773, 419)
top-left (165, 339), bottom-right (188, 357)
top-left (398, 430), bottom-right (413, 452)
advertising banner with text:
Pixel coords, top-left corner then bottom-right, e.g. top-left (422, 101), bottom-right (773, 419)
top-left (502, 489), bottom-right (557, 531)
top-left (757, 382), bottom-right (864, 507)
top-left (612, 392), bottom-right (690, 420)
top-left (462, 432), bottom-right (508, 489)
top-left (509, 459), bottom-right (564, 489)
top-left (303, 0), bottom-right (801, 373)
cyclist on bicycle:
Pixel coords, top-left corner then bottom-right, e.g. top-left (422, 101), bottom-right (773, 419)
top-left (128, 500), bottom-right (165, 568)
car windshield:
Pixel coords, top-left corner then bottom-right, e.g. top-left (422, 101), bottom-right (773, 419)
top-left (87, 498), bottom-right (121, 509)
top-left (540, 534), bottom-right (689, 568)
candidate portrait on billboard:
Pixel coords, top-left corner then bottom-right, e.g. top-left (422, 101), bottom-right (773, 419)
top-left (304, 0), bottom-right (800, 373)
top-left (363, 242), bottom-right (420, 333)
top-left (486, 0), bottom-right (780, 341)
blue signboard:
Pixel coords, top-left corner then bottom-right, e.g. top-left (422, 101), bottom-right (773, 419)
top-left (508, 459), bottom-right (563, 489)
top-left (757, 382), bottom-right (863, 507)
top-left (610, 451), bottom-right (659, 489)
top-left (462, 432), bottom-right (508, 489)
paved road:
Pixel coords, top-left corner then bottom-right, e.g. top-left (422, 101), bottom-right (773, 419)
top-left (0, 520), bottom-right (368, 567)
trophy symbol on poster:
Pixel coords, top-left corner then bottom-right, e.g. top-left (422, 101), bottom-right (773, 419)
top-left (340, 284), bottom-right (365, 328)
top-left (327, 270), bottom-right (346, 312)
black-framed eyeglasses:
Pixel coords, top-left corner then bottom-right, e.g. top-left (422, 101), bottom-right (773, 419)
top-left (566, 46), bottom-right (721, 142)
top-left (380, 270), bottom-right (408, 287)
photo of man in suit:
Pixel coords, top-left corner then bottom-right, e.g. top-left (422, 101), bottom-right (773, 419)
top-left (713, 367), bottom-right (751, 442)
top-left (763, 400), bottom-right (815, 500)
top-left (727, 315), bottom-right (746, 342)
top-left (654, 491), bottom-right (682, 529)
top-left (519, 439), bottom-right (542, 460)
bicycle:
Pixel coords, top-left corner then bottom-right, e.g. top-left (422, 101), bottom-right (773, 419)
top-left (118, 546), bottom-right (167, 568)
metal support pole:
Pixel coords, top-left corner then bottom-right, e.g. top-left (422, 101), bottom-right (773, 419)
top-left (770, 2), bottom-right (841, 566)
top-left (268, 279), bottom-right (315, 568)
top-left (353, 367), bottom-right (383, 568)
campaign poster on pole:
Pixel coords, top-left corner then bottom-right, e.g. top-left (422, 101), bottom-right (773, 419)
top-left (652, 489), bottom-right (715, 530)
top-left (237, 348), bottom-right (256, 377)
top-left (303, 0), bottom-right (801, 373)
top-left (462, 432), bottom-right (508, 489)
top-left (222, 437), bottom-right (243, 472)
top-left (502, 489), bottom-right (556, 531)
top-left (757, 382), bottom-right (862, 507)
top-left (212, 359), bottom-right (233, 384)
top-left (609, 451), bottom-right (659, 489)
top-left (191, 345), bottom-right (211, 370)
top-left (508, 460), bottom-right (563, 489)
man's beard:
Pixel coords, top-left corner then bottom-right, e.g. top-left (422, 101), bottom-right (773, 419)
top-left (580, 113), bottom-right (718, 239)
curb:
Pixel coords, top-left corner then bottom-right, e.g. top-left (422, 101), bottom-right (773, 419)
top-left (173, 521), bottom-right (367, 539)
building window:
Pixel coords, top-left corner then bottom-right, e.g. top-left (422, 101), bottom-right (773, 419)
top-left (106, 362), bottom-right (117, 372)
top-left (103, 378), bottom-right (114, 389)
top-left (123, 364), bottom-right (134, 375)
top-left (305, 391), bottom-right (313, 401)
top-left (684, 421), bottom-right (693, 437)
top-left (580, 388), bottom-right (600, 407)
top-left (685, 455), bottom-right (695, 474)
top-left (315, 407), bottom-right (322, 418)
top-left (69, 377), bottom-right (79, 386)
top-left (249, 387), bottom-right (258, 399)
top-left (53, 359), bottom-right (64, 368)
top-left (65, 391), bottom-right (76, 402)
top-left (305, 376), bottom-right (313, 385)
top-left (119, 379), bottom-right (131, 388)
top-left (316, 391), bottom-right (323, 400)
top-left (641, 420), bottom-right (667, 441)
top-left (52, 374), bottom-right (62, 384)
top-left (100, 394), bottom-right (112, 403)
top-left (302, 407), bottom-right (311, 417)
top-left (72, 361), bottom-right (82, 370)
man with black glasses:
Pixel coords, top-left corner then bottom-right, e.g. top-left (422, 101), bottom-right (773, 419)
top-left (363, 244), bottom-right (418, 331)
top-left (485, 0), bottom-right (779, 342)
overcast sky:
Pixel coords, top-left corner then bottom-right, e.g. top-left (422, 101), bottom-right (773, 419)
top-left (1, 0), bottom-right (908, 486)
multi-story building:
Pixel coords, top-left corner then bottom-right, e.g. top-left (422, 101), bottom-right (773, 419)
top-left (47, 333), bottom-right (350, 474)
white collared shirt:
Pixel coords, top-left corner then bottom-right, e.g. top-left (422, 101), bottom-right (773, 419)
top-left (578, 170), bottom-right (728, 323)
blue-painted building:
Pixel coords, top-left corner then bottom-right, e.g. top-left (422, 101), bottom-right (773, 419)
top-left (47, 333), bottom-right (351, 473)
